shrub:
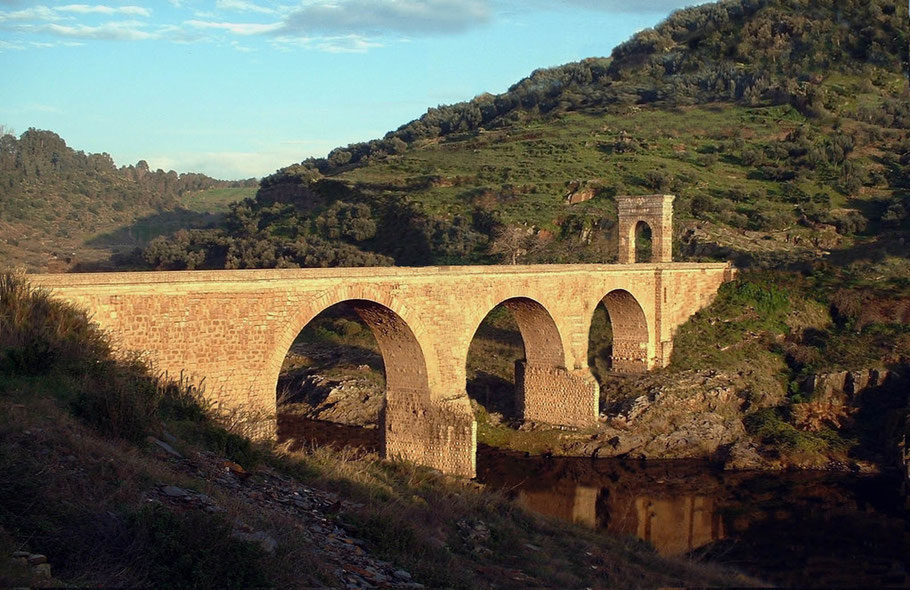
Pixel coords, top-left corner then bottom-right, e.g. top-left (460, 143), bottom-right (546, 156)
top-left (744, 407), bottom-right (846, 453)
top-left (0, 273), bottom-right (109, 374)
top-left (1, 273), bottom-right (164, 442)
top-left (130, 505), bottom-right (269, 589)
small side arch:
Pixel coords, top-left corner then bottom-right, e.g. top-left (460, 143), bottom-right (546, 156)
top-left (631, 220), bottom-right (653, 263)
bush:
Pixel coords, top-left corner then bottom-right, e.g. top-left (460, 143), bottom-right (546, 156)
top-left (0, 273), bottom-right (109, 374)
top-left (130, 505), bottom-right (269, 589)
top-left (744, 407), bottom-right (846, 453)
top-left (0, 273), bottom-right (212, 443)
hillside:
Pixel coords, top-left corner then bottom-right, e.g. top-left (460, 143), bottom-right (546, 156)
top-left (133, 0), bottom-right (908, 271)
top-left (0, 128), bottom-right (256, 272)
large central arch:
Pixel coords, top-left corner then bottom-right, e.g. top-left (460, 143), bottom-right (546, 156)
top-left (265, 288), bottom-right (475, 476)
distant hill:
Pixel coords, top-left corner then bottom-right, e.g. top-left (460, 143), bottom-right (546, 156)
top-left (0, 128), bottom-right (256, 271)
top-left (138, 0), bottom-right (908, 271)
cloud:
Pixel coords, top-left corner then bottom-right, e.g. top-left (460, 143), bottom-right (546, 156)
top-left (0, 6), bottom-right (64, 22)
top-left (0, 39), bottom-right (24, 49)
top-left (275, 0), bottom-right (491, 37)
top-left (57, 4), bottom-right (152, 17)
top-left (31, 21), bottom-right (156, 40)
top-left (215, 0), bottom-right (276, 15)
top-left (185, 19), bottom-right (280, 35)
top-left (273, 33), bottom-right (383, 53)
top-left (144, 143), bottom-right (339, 179)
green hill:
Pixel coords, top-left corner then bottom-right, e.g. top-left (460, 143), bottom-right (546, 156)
top-left (0, 128), bottom-right (256, 271)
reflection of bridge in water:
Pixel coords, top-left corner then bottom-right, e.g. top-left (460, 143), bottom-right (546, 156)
top-left (518, 486), bottom-right (725, 555)
top-left (479, 448), bottom-right (910, 589)
top-left (30, 195), bottom-right (734, 477)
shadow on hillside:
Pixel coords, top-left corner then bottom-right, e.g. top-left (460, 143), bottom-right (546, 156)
top-left (86, 208), bottom-right (223, 248)
top-left (681, 228), bottom-right (909, 271)
top-left (276, 415), bottom-right (380, 453)
top-left (821, 231), bottom-right (910, 267)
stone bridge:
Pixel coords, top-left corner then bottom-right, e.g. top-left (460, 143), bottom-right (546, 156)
top-left (29, 195), bottom-right (735, 477)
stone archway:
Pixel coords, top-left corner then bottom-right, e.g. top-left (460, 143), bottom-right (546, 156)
top-left (468, 297), bottom-right (597, 427)
top-left (269, 293), bottom-right (475, 476)
top-left (599, 289), bottom-right (650, 373)
top-left (617, 194), bottom-right (674, 263)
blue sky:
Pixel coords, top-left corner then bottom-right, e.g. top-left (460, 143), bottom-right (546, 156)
top-left (0, 1), bottom-right (701, 179)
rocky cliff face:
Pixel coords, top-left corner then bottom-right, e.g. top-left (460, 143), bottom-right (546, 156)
top-left (791, 368), bottom-right (896, 432)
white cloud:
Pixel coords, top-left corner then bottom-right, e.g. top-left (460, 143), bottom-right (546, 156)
top-left (230, 39), bottom-right (254, 52)
top-left (276, 0), bottom-right (491, 36)
top-left (144, 143), bottom-right (337, 179)
top-left (272, 33), bottom-right (383, 53)
top-left (185, 19), bottom-right (280, 35)
top-left (0, 39), bottom-right (24, 49)
top-left (34, 21), bottom-right (156, 40)
top-left (57, 4), bottom-right (152, 17)
top-left (0, 5), bottom-right (64, 22)
top-left (215, 0), bottom-right (276, 15)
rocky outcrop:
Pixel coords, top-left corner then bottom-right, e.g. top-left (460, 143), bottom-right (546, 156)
top-left (279, 372), bottom-right (384, 427)
top-left (563, 370), bottom-right (754, 460)
top-left (791, 368), bottom-right (896, 432)
top-left (563, 180), bottom-right (599, 205)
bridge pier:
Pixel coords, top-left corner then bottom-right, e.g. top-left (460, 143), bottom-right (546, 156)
top-left (516, 361), bottom-right (599, 427)
top-left (383, 397), bottom-right (476, 477)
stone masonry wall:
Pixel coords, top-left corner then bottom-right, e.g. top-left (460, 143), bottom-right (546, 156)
top-left (30, 262), bottom-right (732, 477)
top-left (516, 361), bottom-right (599, 427)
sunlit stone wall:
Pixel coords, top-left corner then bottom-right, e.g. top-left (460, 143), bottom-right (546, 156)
top-left (31, 260), bottom-right (732, 477)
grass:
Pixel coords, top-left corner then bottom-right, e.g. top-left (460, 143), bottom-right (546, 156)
top-left (180, 186), bottom-right (258, 213)
top-left (335, 101), bottom-right (899, 242)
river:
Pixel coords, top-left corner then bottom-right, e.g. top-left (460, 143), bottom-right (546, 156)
top-left (279, 414), bottom-right (910, 587)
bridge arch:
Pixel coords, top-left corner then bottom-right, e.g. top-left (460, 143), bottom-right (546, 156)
top-left (466, 296), bottom-right (598, 426)
top-left (472, 296), bottom-right (567, 369)
top-left (264, 285), bottom-right (441, 407)
top-left (631, 220), bottom-right (654, 263)
top-left (594, 289), bottom-right (651, 373)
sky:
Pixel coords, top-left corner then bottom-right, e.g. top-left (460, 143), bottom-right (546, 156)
top-left (0, 0), bottom-right (702, 179)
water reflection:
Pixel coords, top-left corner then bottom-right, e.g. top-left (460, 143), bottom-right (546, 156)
top-left (478, 446), bottom-right (910, 587)
top-left (479, 449), bottom-right (727, 556)
top-left (278, 417), bottom-right (910, 587)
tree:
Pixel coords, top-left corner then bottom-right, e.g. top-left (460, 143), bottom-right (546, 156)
top-left (489, 226), bottom-right (533, 265)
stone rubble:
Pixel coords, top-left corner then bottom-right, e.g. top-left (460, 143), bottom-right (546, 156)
top-left (147, 447), bottom-right (424, 589)
top-left (9, 551), bottom-right (53, 582)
